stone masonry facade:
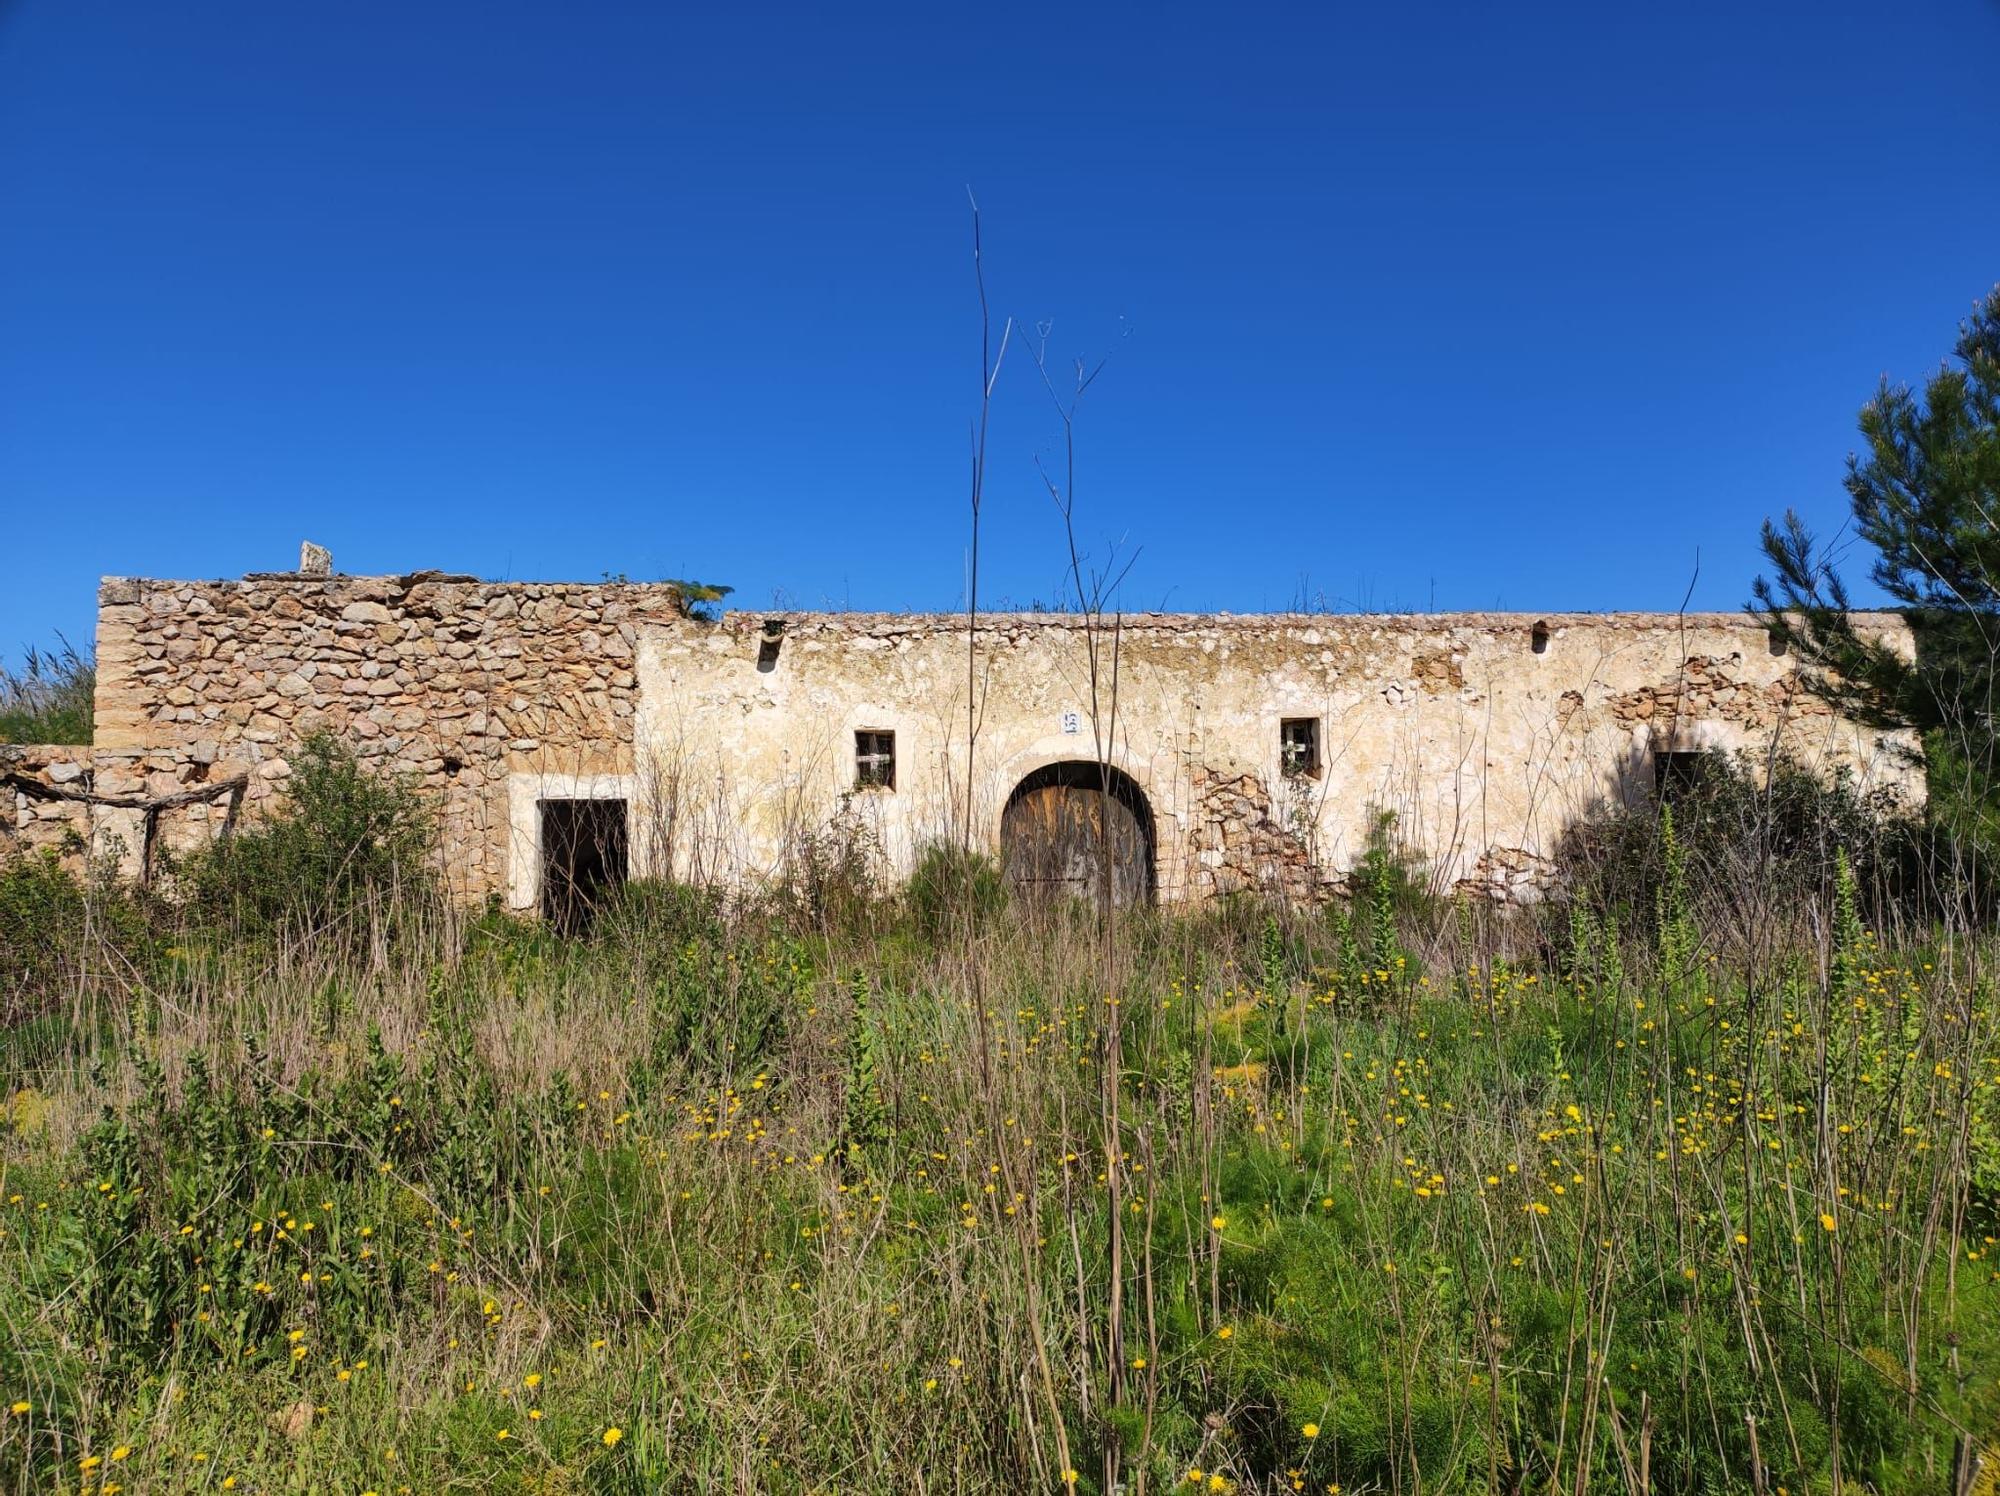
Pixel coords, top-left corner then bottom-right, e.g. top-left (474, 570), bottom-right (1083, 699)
top-left (6, 573), bottom-right (690, 893)
top-left (1, 566), bottom-right (1925, 907)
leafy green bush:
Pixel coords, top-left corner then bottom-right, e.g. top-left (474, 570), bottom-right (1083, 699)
top-left (766, 799), bottom-right (881, 935)
top-left (175, 731), bottom-right (435, 936)
top-left (1552, 752), bottom-right (1922, 937)
top-left (590, 877), bottom-right (728, 951)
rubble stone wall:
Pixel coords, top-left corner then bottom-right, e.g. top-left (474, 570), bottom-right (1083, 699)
top-left (2, 746), bottom-right (98, 870)
top-left (86, 572), bottom-right (694, 898)
top-left (1, 741), bottom-right (248, 879)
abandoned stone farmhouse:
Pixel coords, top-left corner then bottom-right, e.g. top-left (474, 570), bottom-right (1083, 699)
top-left (1, 560), bottom-right (1923, 916)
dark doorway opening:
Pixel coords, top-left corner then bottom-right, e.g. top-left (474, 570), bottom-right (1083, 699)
top-left (540, 798), bottom-right (628, 934)
top-left (1000, 761), bottom-right (1156, 909)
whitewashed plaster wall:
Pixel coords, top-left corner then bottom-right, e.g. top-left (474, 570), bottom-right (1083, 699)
top-left (626, 611), bottom-right (1923, 902)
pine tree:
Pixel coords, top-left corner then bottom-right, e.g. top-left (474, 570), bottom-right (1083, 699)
top-left (1753, 285), bottom-right (2000, 835)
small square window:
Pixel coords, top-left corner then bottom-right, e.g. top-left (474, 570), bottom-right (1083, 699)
top-left (855, 729), bottom-right (896, 790)
top-left (1280, 717), bottom-right (1320, 779)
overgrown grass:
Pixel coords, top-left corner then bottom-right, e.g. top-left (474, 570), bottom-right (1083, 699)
top-left (1, 769), bottom-right (1997, 1492)
top-left (0, 641), bottom-right (94, 746)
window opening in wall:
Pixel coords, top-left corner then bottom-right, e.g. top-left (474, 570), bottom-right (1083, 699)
top-left (1531, 620), bottom-right (1550, 654)
top-left (1767, 630), bottom-right (1788, 657)
top-left (855, 730), bottom-right (896, 790)
top-left (539, 798), bottom-right (628, 935)
top-left (1280, 717), bottom-right (1321, 778)
top-left (1652, 750), bottom-right (1718, 803)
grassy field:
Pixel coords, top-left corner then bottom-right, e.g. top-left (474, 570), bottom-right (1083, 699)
top-left (2, 815), bottom-right (1998, 1493)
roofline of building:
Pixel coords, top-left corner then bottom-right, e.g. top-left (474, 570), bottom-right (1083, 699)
top-left (95, 575), bottom-right (1908, 632)
top-left (729, 608), bottom-right (1906, 628)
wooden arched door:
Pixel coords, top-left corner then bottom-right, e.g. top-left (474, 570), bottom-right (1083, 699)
top-left (1000, 762), bottom-right (1155, 909)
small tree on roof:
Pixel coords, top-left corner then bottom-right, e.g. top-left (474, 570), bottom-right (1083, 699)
top-left (662, 579), bottom-right (734, 623)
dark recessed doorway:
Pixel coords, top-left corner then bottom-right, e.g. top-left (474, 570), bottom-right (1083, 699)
top-left (540, 798), bottom-right (628, 934)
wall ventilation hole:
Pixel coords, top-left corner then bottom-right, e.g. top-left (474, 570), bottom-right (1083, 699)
top-left (1531, 620), bottom-right (1550, 655)
top-left (756, 619), bottom-right (785, 673)
top-left (442, 755), bottom-right (464, 778)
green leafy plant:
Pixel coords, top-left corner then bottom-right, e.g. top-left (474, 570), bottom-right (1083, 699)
top-left (661, 579), bottom-right (734, 623)
top-left (175, 730), bottom-right (435, 936)
top-left (0, 848), bottom-right (154, 1029)
top-left (904, 841), bottom-right (1008, 940)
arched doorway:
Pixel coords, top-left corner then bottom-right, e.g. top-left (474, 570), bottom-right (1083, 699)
top-left (1000, 761), bottom-right (1156, 909)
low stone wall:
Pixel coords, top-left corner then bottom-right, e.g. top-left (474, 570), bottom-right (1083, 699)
top-left (2, 745), bottom-right (96, 869)
top-left (2, 744), bottom-right (252, 878)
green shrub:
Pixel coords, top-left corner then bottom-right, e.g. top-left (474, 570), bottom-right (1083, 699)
top-left (903, 841), bottom-right (1008, 939)
top-left (590, 877), bottom-right (728, 951)
top-left (175, 731), bottom-right (435, 936)
top-left (766, 799), bottom-right (881, 935)
top-left (1552, 751), bottom-right (1922, 939)
top-left (1353, 808), bottom-right (1430, 959)
top-left (0, 849), bottom-right (154, 1030)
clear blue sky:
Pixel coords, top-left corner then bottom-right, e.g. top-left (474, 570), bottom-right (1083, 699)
top-left (3, 1), bottom-right (1997, 654)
